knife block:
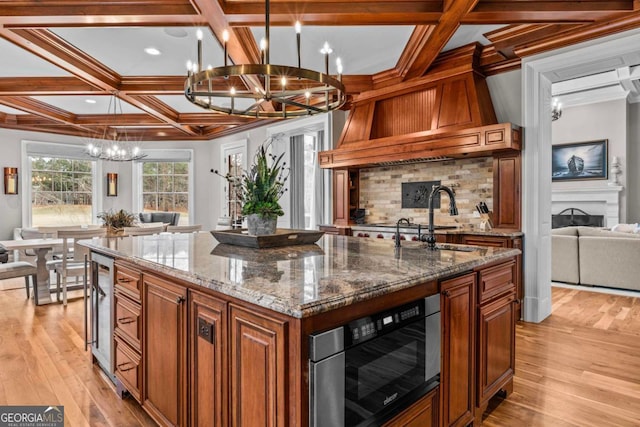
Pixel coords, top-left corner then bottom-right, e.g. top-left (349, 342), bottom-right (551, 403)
top-left (480, 212), bottom-right (494, 231)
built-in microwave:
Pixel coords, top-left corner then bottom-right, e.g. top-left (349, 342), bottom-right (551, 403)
top-left (309, 294), bottom-right (441, 427)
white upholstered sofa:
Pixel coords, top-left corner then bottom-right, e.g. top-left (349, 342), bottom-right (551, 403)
top-left (552, 226), bottom-right (640, 291)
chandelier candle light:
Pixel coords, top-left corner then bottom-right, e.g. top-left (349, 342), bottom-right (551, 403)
top-left (86, 93), bottom-right (147, 162)
top-left (184, 0), bottom-right (346, 118)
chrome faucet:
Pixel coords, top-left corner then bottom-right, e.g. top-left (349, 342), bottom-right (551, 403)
top-left (395, 217), bottom-right (411, 248)
top-left (424, 185), bottom-right (458, 250)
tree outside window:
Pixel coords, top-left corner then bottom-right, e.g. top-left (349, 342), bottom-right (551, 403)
top-left (30, 157), bottom-right (93, 226)
top-left (142, 161), bottom-right (189, 224)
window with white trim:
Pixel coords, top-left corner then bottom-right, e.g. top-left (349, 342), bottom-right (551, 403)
top-left (134, 149), bottom-right (193, 225)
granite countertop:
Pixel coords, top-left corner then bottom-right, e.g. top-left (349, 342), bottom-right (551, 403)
top-left (81, 232), bottom-right (520, 318)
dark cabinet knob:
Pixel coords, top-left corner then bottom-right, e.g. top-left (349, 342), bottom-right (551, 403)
top-left (442, 290), bottom-right (451, 297)
top-left (176, 296), bottom-right (185, 304)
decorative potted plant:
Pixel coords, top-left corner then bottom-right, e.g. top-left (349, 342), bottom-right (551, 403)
top-left (215, 138), bottom-right (288, 236)
top-left (97, 209), bottom-right (136, 235)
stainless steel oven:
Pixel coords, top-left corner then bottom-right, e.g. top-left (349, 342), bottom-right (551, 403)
top-left (309, 294), bottom-right (440, 427)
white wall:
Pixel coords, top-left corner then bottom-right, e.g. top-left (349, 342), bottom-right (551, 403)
top-left (0, 127), bottom-right (213, 239)
top-left (551, 98), bottom-right (629, 222)
top-left (629, 102), bottom-right (640, 223)
top-left (487, 69), bottom-right (523, 126)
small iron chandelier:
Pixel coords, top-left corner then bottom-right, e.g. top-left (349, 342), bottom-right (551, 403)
top-left (551, 97), bottom-right (562, 121)
top-left (184, 0), bottom-right (346, 119)
top-left (86, 93), bottom-right (147, 162)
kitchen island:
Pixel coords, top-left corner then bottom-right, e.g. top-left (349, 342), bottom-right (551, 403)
top-left (81, 232), bottom-right (520, 427)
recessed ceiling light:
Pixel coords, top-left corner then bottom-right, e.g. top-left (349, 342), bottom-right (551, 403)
top-left (144, 47), bottom-right (161, 56)
top-left (164, 28), bottom-right (188, 38)
top-left (85, 99), bottom-right (97, 104)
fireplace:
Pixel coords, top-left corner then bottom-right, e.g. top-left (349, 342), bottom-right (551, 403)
top-left (551, 185), bottom-right (622, 227)
top-left (551, 208), bottom-right (604, 228)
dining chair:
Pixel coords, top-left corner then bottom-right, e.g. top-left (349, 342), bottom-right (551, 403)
top-left (0, 261), bottom-right (37, 300)
top-left (165, 225), bottom-right (202, 233)
top-left (123, 225), bottom-right (164, 236)
top-left (47, 228), bottom-right (107, 306)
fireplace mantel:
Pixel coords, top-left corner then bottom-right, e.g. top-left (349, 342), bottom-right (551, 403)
top-left (551, 185), bottom-right (623, 227)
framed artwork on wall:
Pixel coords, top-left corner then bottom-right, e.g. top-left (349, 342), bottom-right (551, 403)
top-left (552, 139), bottom-right (608, 181)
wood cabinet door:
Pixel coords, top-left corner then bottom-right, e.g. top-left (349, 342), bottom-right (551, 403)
top-left (383, 388), bottom-right (439, 427)
top-left (477, 292), bottom-right (516, 409)
top-left (143, 274), bottom-right (187, 427)
top-left (493, 153), bottom-right (521, 229)
top-left (333, 169), bottom-right (350, 225)
top-left (189, 290), bottom-right (227, 427)
top-left (229, 304), bottom-right (288, 427)
top-left (440, 273), bottom-right (476, 427)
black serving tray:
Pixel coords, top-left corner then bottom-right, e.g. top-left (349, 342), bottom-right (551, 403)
top-left (210, 228), bottom-right (325, 248)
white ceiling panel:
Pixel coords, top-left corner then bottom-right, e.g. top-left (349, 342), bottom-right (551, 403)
top-left (251, 26), bottom-right (414, 75)
top-left (0, 37), bottom-right (71, 77)
top-left (443, 25), bottom-right (506, 52)
top-left (31, 95), bottom-right (145, 114)
top-left (0, 105), bottom-right (29, 115)
top-left (50, 27), bottom-right (223, 76)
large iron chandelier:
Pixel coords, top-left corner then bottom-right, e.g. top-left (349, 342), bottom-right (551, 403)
top-left (184, 0), bottom-right (346, 118)
top-left (86, 93), bottom-right (147, 162)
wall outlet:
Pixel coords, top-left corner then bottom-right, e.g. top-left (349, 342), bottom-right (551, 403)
top-left (472, 211), bottom-right (481, 218)
top-left (365, 209), bottom-right (370, 215)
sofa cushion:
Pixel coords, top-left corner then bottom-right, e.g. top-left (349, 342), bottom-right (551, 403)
top-left (552, 226), bottom-right (579, 236)
top-left (579, 236), bottom-right (640, 291)
top-left (577, 227), bottom-right (640, 239)
top-left (551, 235), bottom-right (579, 284)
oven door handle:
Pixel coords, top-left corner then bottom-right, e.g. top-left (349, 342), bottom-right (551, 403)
top-left (309, 352), bottom-right (345, 427)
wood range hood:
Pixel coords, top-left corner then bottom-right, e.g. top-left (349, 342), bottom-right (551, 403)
top-left (319, 45), bottom-right (521, 169)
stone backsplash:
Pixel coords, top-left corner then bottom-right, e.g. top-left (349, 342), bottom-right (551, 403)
top-left (359, 157), bottom-right (493, 227)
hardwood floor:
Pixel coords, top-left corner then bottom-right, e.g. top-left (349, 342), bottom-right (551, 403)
top-left (0, 278), bottom-right (155, 427)
top-left (1, 280), bottom-right (639, 426)
top-left (483, 286), bottom-right (640, 427)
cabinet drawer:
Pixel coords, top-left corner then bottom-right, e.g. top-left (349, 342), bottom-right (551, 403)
top-left (115, 291), bottom-right (142, 351)
top-left (382, 388), bottom-right (438, 427)
top-left (115, 265), bottom-right (142, 302)
top-left (478, 261), bottom-right (516, 304)
top-left (461, 235), bottom-right (509, 248)
top-left (115, 336), bottom-right (142, 403)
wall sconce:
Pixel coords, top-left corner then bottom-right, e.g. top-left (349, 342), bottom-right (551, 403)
top-left (106, 173), bottom-right (118, 197)
top-left (4, 167), bottom-right (18, 195)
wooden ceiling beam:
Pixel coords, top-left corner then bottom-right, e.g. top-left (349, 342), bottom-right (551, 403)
top-left (402, 0), bottom-right (479, 80)
top-left (222, 1), bottom-right (442, 26)
top-left (0, 96), bottom-right (101, 135)
top-left (464, 1), bottom-right (632, 23)
top-left (484, 24), bottom-right (585, 60)
top-left (0, 77), bottom-right (101, 96)
top-left (0, 1), bottom-right (200, 27)
top-left (514, 11), bottom-right (640, 58)
top-left (0, 29), bottom-right (205, 136)
top-left (123, 95), bottom-right (201, 136)
top-left (74, 114), bottom-right (164, 126)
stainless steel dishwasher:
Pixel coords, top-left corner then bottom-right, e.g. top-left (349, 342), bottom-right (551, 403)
top-left (85, 251), bottom-right (115, 382)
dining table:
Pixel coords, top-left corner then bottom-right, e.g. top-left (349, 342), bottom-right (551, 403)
top-left (0, 238), bottom-right (64, 305)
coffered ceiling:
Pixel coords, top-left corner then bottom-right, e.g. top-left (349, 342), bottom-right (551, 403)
top-left (1, 1), bottom-right (640, 141)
